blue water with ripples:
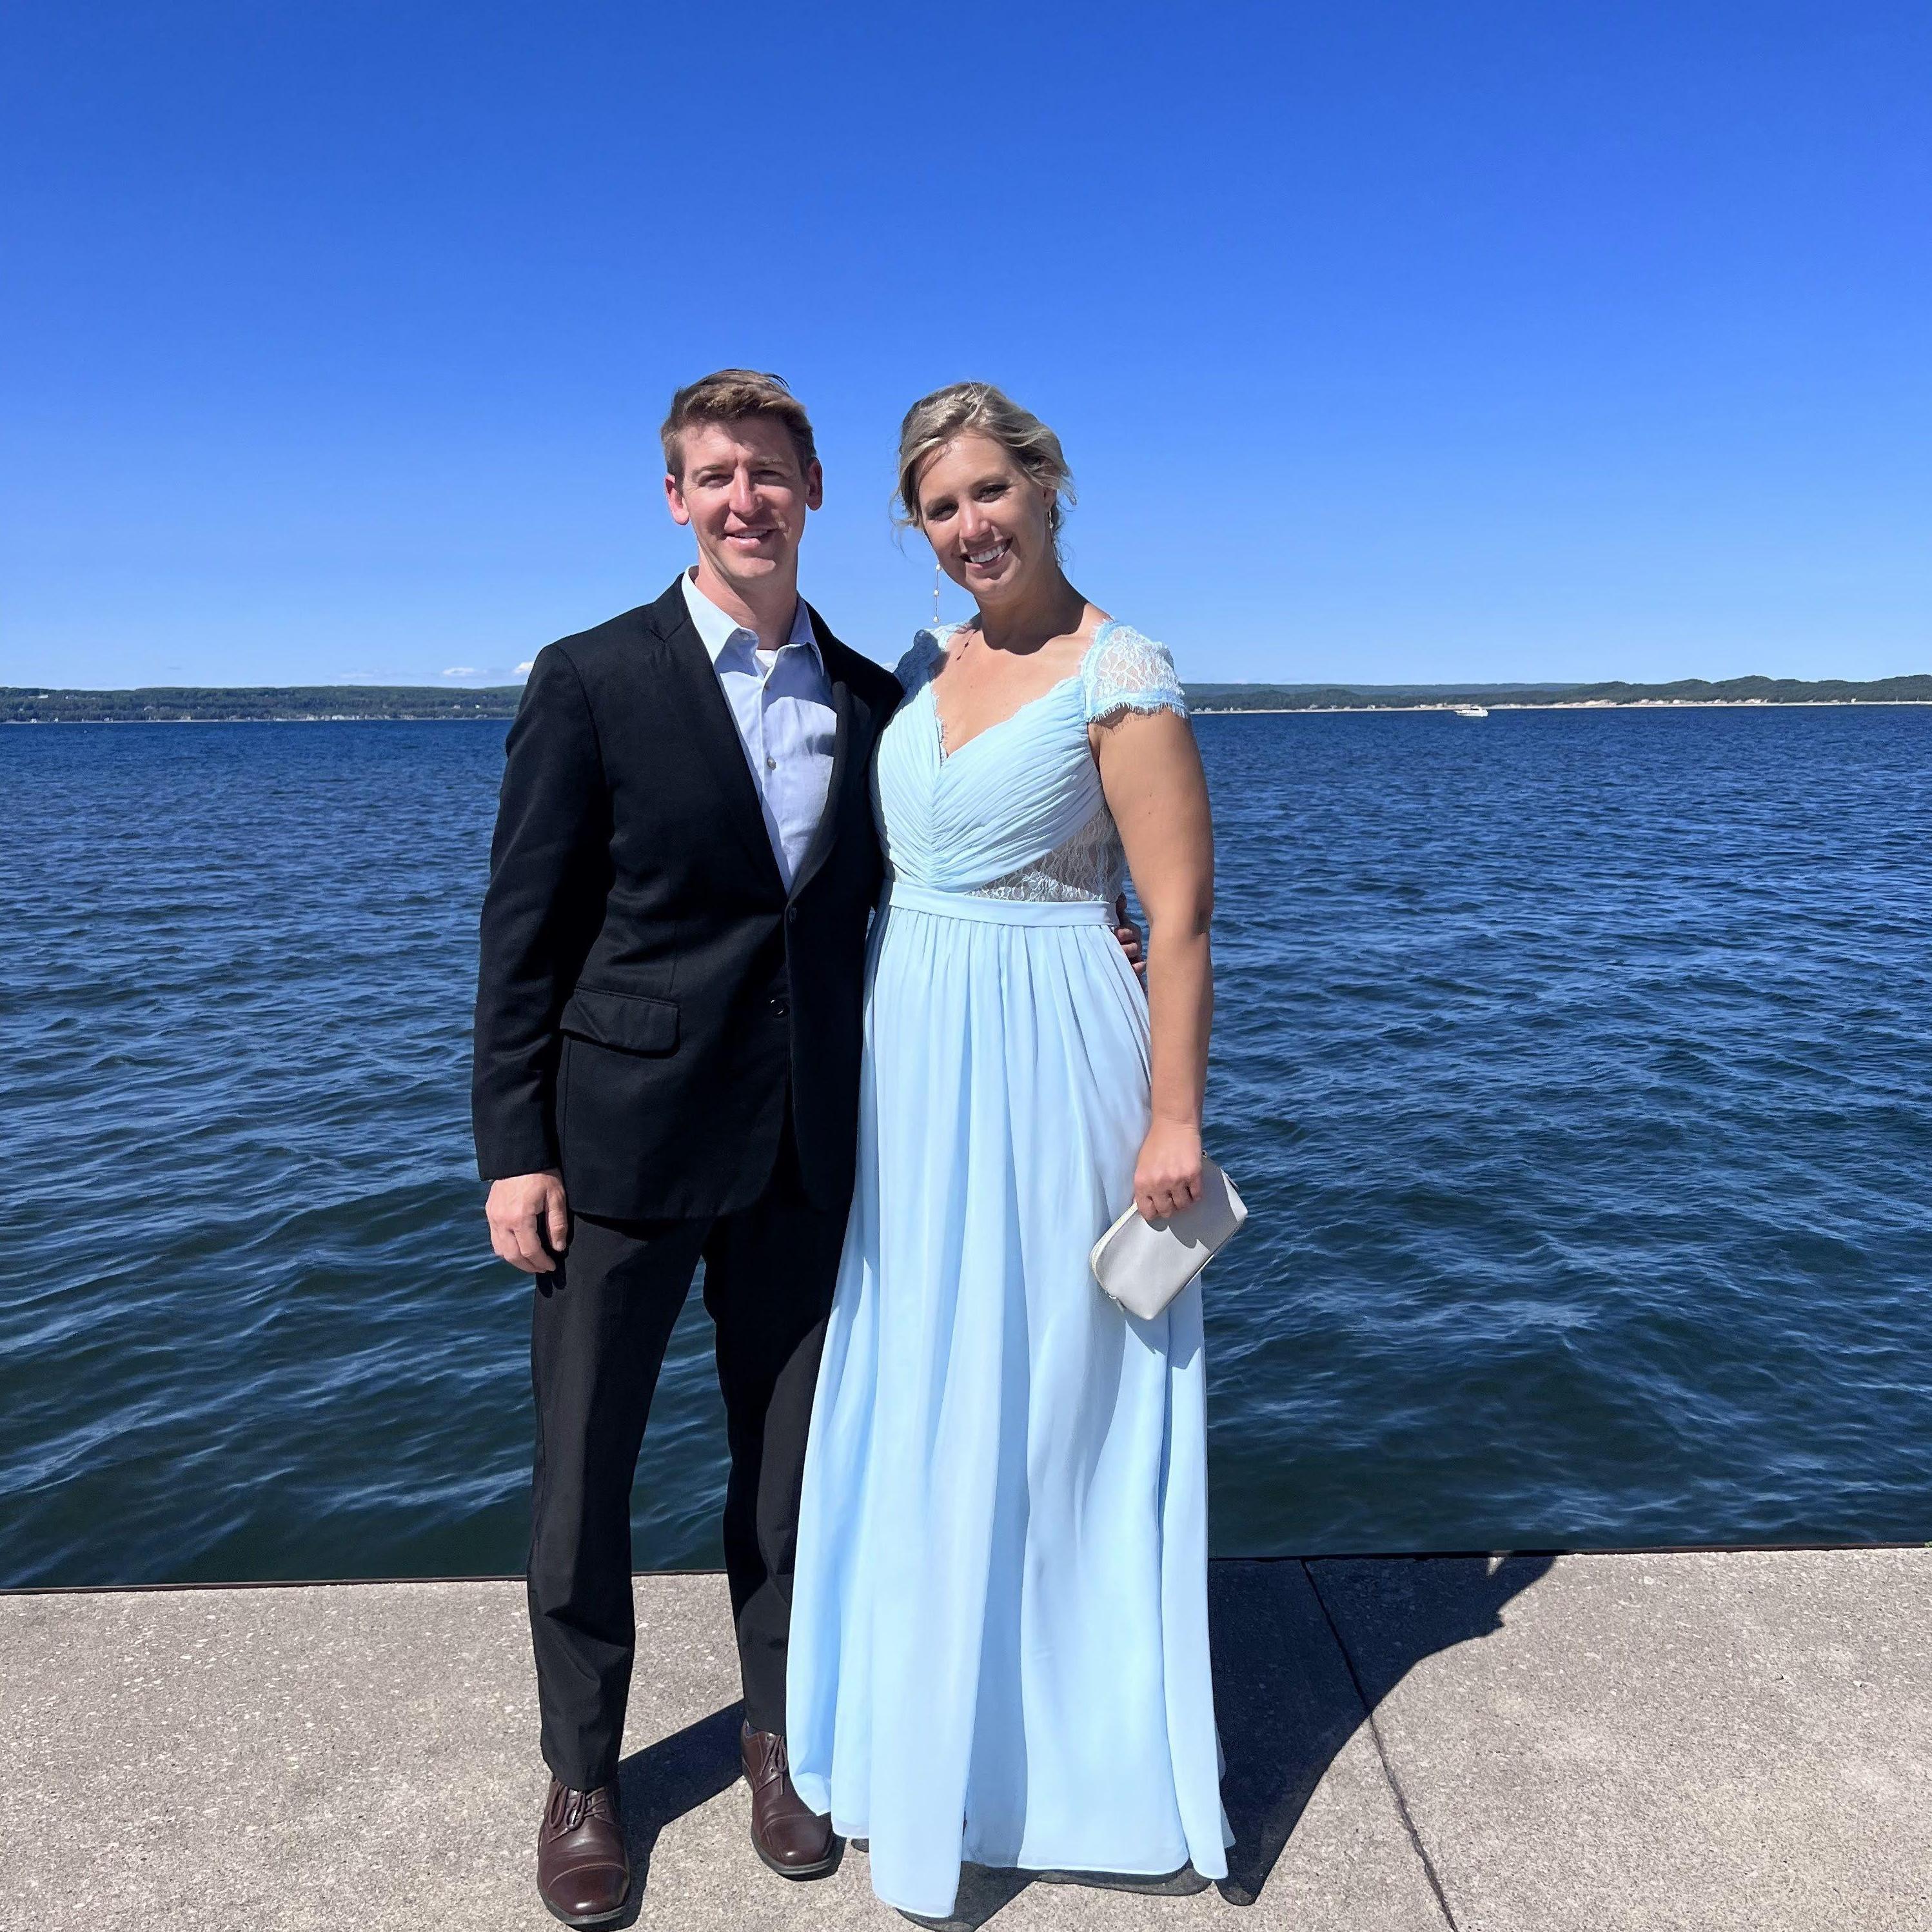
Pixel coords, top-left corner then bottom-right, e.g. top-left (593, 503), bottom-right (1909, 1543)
top-left (4, 707), bottom-right (1929, 1586)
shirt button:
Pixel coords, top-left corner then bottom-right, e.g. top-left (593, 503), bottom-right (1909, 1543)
top-left (765, 754), bottom-right (776, 771)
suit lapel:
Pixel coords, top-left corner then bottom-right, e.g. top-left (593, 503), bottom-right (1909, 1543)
top-left (646, 582), bottom-right (787, 894)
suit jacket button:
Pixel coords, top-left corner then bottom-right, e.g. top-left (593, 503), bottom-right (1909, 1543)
top-left (770, 996), bottom-right (790, 1017)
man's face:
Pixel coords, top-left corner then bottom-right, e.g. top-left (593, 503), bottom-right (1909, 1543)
top-left (664, 417), bottom-right (822, 594)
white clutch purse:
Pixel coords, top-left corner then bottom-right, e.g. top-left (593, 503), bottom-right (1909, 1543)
top-left (1089, 1156), bottom-right (1248, 1320)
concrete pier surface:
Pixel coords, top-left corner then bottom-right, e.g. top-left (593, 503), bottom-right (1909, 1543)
top-left (3, 1548), bottom-right (1927, 1930)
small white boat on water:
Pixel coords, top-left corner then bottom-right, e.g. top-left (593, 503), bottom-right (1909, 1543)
top-left (1454, 703), bottom-right (1489, 718)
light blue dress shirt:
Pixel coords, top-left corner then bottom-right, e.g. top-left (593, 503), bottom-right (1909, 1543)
top-left (682, 569), bottom-right (838, 891)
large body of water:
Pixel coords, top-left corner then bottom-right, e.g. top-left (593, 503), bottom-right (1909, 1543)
top-left (4, 706), bottom-right (1929, 1587)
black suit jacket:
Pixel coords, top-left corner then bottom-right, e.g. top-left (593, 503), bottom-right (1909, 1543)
top-left (472, 578), bottom-right (903, 1221)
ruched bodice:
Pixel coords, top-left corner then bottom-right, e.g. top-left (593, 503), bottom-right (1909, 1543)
top-left (874, 620), bottom-right (1187, 903)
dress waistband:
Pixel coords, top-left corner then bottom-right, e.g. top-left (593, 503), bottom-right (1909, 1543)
top-left (885, 882), bottom-right (1114, 927)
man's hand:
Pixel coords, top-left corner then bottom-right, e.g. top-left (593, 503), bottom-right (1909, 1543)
top-left (486, 1170), bottom-right (571, 1273)
top-left (1113, 894), bottom-right (1146, 981)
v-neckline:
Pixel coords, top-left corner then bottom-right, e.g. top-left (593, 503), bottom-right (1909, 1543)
top-left (929, 620), bottom-right (1115, 764)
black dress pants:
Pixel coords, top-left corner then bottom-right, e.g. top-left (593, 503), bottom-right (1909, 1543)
top-left (526, 1123), bottom-right (847, 1791)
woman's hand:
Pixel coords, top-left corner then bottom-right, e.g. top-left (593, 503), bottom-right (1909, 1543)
top-left (1134, 1119), bottom-right (1204, 1223)
top-left (1112, 894), bottom-right (1146, 981)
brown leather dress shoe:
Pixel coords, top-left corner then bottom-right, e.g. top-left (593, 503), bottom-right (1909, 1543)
top-left (740, 1722), bottom-right (838, 1878)
top-left (536, 1777), bottom-right (631, 1926)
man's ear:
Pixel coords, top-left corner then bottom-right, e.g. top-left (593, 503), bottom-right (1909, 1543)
top-left (805, 458), bottom-right (824, 513)
top-left (664, 471), bottom-right (692, 527)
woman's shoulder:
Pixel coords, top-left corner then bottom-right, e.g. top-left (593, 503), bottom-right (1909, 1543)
top-left (1080, 619), bottom-right (1188, 724)
top-left (892, 623), bottom-right (967, 693)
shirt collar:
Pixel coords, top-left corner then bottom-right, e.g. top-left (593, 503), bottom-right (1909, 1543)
top-left (681, 569), bottom-right (822, 669)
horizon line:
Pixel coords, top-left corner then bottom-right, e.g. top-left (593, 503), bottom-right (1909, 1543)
top-left (6, 673), bottom-right (1929, 697)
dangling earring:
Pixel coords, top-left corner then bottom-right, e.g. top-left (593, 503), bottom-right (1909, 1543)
top-left (933, 560), bottom-right (942, 624)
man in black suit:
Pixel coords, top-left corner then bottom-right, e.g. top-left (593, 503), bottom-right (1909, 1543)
top-left (471, 370), bottom-right (903, 1925)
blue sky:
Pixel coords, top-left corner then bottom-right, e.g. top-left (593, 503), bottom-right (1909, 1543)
top-left (3, 3), bottom-right (1926, 687)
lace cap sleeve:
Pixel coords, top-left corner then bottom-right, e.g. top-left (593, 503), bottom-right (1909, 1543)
top-left (1082, 622), bottom-right (1187, 725)
top-left (893, 628), bottom-right (948, 694)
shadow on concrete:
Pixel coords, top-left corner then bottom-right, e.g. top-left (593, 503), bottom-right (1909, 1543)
top-left (943, 1862), bottom-right (1036, 1928)
top-left (612, 1700), bottom-right (751, 1920)
top-left (602, 1556), bottom-right (1553, 1926)
top-left (609, 1697), bottom-right (1018, 1930)
top-left (1213, 1553), bottom-right (1554, 1909)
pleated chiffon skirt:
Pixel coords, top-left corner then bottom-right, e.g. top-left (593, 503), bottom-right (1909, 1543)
top-left (787, 882), bottom-right (1228, 1919)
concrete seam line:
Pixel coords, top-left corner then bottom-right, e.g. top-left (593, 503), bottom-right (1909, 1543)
top-left (6, 1544), bottom-right (1925, 1597)
top-left (0, 1568), bottom-right (731, 1598)
top-left (1300, 1560), bottom-right (1462, 1932)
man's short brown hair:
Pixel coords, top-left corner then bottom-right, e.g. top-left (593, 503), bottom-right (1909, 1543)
top-left (661, 369), bottom-right (818, 480)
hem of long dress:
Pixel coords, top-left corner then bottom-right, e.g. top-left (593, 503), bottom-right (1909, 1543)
top-left (995, 1851), bottom-right (1231, 1882)
top-left (834, 1831), bottom-right (1230, 1919)
top-left (866, 1855), bottom-right (1232, 1922)
top-left (962, 1831), bottom-right (1221, 1878)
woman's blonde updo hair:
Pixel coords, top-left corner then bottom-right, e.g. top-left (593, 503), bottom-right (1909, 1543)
top-left (894, 382), bottom-right (1076, 548)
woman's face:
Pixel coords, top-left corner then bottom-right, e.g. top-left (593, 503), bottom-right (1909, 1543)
top-left (914, 432), bottom-right (1056, 604)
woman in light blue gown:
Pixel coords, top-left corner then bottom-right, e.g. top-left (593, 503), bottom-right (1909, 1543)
top-left (787, 383), bottom-right (1225, 1921)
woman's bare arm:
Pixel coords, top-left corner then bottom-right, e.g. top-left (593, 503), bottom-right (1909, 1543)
top-left (1094, 708), bottom-right (1215, 1220)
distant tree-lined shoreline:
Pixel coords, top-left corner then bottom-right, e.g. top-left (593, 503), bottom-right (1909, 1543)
top-left (1, 685), bottom-right (526, 723)
top-left (1188, 673), bottom-right (1932, 711)
top-left (3, 674), bottom-right (1928, 724)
